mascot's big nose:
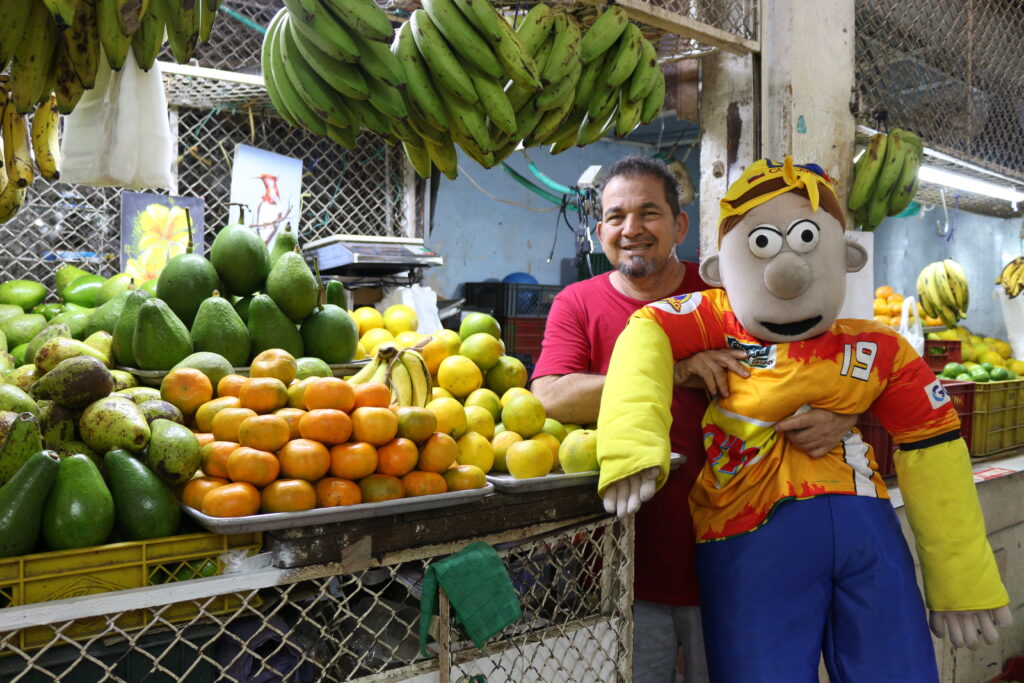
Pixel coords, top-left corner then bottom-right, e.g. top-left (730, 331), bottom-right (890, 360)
top-left (763, 252), bottom-right (811, 299)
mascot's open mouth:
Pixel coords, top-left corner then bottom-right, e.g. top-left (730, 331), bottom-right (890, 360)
top-left (761, 316), bottom-right (823, 337)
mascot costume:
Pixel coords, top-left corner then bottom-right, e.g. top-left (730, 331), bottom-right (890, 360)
top-left (596, 157), bottom-right (1011, 681)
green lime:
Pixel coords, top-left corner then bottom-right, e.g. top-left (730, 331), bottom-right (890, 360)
top-left (980, 362), bottom-right (996, 373)
top-left (969, 367), bottom-right (991, 382)
top-left (954, 373), bottom-right (972, 381)
top-left (459, 312), bottom-right (502, 340)
top-left (989, 366), bottom-right (1010, 381)
top-left (942, 361), bottom-right (965, 377)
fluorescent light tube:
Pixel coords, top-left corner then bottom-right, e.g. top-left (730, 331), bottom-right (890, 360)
top-left (917, 164), bottom-right (1024, 203)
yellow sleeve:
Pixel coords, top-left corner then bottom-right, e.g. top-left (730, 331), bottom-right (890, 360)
top-left (596, 317), bottom-right (674, 497)
top-left (896, 438), bottom-right (1009, 611)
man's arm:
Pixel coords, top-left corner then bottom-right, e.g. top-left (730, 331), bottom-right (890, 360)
top-left (529, 373), bottom-right (605, 425)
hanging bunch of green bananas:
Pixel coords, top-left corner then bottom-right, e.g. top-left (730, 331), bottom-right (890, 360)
top-left (995, 257), bottom-right (1024, 299)
top-left (848, 127), bottom-right (923, 232)
top-left (0, 83), bottom-right (63, 225)
top-left (347, 342), bottom-right (432, 408)
top-left (262, 0), bottom-right (404, 150)
top-left (0, 0), bottom-right (221, 119)
top-left (916, 259), bottom-right (969, 329)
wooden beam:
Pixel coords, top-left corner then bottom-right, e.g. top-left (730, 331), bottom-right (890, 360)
top-left (592, 0), bottom-right (760, 55)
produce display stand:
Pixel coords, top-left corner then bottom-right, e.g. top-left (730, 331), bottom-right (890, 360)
top-left (0, 483), bottom-right (635, 682)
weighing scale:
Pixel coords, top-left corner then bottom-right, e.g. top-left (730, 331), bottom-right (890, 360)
top-left (303, 235), bottom-right (444, 277)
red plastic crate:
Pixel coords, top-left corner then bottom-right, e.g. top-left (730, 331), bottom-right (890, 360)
top-left (987, 655), bottom-right (1024, 682)
top-left (855, 379), bottom-right (974, 477)
top-left (500, 316), bottom-right (546, 364)
top-left (922, 339), bottom-right (962, 373)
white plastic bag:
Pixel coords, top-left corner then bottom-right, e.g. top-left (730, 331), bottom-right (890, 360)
top-left (898, 296), bottom-right (925, 356)
top-left (61, 51), bottom-right (173, 189)
top-left (378, 284), bottom-right (444, 334)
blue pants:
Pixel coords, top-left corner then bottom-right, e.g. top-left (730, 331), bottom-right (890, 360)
top-left (694, 495), bottom-right (938, 683)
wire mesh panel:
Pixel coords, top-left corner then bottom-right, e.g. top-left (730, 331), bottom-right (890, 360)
top-left (0, 517), bottom-right (632, 682)
top-left (855, 0), bottom-right (1024, 185)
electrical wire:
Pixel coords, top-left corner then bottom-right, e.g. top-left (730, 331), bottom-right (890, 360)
top-left (458, 165), bottom-right (563, 212)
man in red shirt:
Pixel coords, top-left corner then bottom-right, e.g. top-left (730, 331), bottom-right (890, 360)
top-left (530, 155), bottom-right (856, 683)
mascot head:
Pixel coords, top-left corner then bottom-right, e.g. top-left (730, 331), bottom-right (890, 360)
top-left (699, 157), bottom-right (869, 343)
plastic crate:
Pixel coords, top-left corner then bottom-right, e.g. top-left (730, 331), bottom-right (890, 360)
top-left (922, 339), bottom-right (961, 373)
top-left (855, 380), bottom-right (974, 477)
top-left (500, 316), bottom-right (546, 366)
top-left (0, 532), bottom-right (262, 652)
top-left (463, 282), bottom-right (562, 318)
top-left (576, 252), bottom-right (614, 281)
top-left (968, 378), bottom-right (1024, 457)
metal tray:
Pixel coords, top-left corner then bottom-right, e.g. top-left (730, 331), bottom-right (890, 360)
top-left (117, 360), bottom-right (370, 387)
top-left (181, 483), bottom-right (495, 534)
top-left (487, 453), bottom-right (684, 492)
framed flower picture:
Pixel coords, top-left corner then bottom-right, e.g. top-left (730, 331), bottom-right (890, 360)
top-left (120, 192), bottom-right (205, 286)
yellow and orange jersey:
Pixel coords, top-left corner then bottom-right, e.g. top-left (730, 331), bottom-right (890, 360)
top-left (635, 288), bottom-right (961, 541)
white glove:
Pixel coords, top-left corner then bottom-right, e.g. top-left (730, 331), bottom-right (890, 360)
top-left (602, 467), bottom-right (659, 518)
top-left (929, 605), bottom-right (1013, 649)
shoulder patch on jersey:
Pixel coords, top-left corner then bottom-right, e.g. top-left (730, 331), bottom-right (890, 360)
top-left (925, 378), bottom-right (951, 409)
top-left (649, 291), bottom-right (702, 315)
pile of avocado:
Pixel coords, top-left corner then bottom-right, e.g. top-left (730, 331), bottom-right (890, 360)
top-left (939, 361), bottom-right (1017, 383)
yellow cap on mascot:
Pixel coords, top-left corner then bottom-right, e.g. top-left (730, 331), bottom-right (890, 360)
top-left (718, 156), bottom-right (845, 246)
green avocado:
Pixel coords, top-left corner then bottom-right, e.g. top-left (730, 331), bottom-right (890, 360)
top-left (105, 449), bottom-right (180, 541)
top-left (210, 222), bottom-right (271, 297)
top-left (42, 453), bottom-right (114, 550)
top-left (132, 299), bottom-right (193, 371)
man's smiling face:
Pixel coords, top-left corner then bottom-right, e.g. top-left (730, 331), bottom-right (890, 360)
top-left (597, 174), bottom-right (688, 280)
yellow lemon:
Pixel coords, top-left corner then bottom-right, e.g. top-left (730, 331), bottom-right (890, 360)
top-left (506, 440), bottom-right (554, 479)
top-left (464, 388), bottom-right (502, 422)
top-left (383, 304), bottom-right (418, 335)
top-left (431, 386), bottom-right (454, 401)
top-left (394, 330), bottom-right (425, 348)
top-left (500, 386), bottom-right (533, 408)
top-left (437, 354), bottom-right (484, 399)
top-left (426, 396), bottom-right (468, 439)
top-left (360, 328), bottom-right (394, 354)
top-left (421, 334), bottom-right (456, 374)
top-left (558, 429), bottom-right (598, 473)
top-left (352, 306), bottom-right (384, 337)
top-left (459, 333), bottom-right (504, 371)
top-left (501, 394), bottom-right (546, 438)
top-left (353, 342), bottom-right (369, 361)
top-left (993, 340), bottom-right (1012, 359)
top-left (457, 431), bottom-right (494, 472)
top-left (530, 432), bottom-right (561, 462)
top-left (980, 351), bottom-right (1006, 367)
top-left (464, 404), bottom-right (496, 439)
top-left (490, 430), bottom-right (522, 472)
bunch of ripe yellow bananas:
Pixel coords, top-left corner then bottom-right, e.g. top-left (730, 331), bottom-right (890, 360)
top-left (0, 86), bottom-right (60, 224)
top-left (347, 342), bottom-right (432, 409)
top-left (848, 127), bottom-right (923, 231)
top-left (917, 259), bottom-right (969, 329)
top-left (995, 256), bottom-right (1024, 299)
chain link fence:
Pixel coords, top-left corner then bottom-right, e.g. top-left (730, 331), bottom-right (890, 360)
top-left (855, 0), bottom-right (1024, 217)
top-left (0, 516), bottom-right (633, 682)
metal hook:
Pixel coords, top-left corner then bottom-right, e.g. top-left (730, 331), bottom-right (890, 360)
top-left (935, 188), bottom-right (951, 238)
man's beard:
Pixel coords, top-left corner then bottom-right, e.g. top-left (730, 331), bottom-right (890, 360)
top-left (617, 254), bottom-right (657, 279)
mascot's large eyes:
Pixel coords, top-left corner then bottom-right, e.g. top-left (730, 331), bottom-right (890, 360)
top-left (786, 220), bottom-right (820, 253)
top-left (748, 226), bottom-right (783, 258)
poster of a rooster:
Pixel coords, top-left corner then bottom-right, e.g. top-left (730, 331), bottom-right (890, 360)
top-left (228, 144), bottom-right (303, 244)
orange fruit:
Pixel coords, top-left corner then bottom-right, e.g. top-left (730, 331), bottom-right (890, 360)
top-left (401, 470), bottom-right (447, 497)
top-left (297, 408), bottom-right (353, 445)
top-left (201, 482), bottom-right (261, 518)
top-left (250, 348), bottom-right (298, 384)
top-left (261, 478), bottom-right (317, 513)
top-left (273, 407), bottom-right (306, 440)
top-left (217, 374), bottom-right (247, 398)
top-left (359, 473), bottom-right (405, 502)
top-left (237, 414), bottom-right (291, 452)
top-left (195, 396), bottom-right (242, 433)
top-left (160, 368), bottom-right (214, 418)
top-left (443, 464), bottom-right (487, 491)
top-left (418, 432), bottom-right (459, 473)
top-left (395, 406), bottom-right (438, 443)
top-left (350, 406), bottom-right (399, 446)
top-left (200, 440), bottom-right (239, 479)
top-left (226, 446), bottom-right (281, 487)
top-left (875, 285), bottom-right (894, 299)
top-left (194, 432), bottom-right (215, 447)
top-left (376, 437), bottom-right (419, 477)
top-left (330, 442), bottom-right (378, 480)
top-left (239, 377), bottom-right (289, 414)
top-left (211, 407), bottom-right (258, 442)
top-left (420, 333), bottom-right (458, 375)
top-left (353, 381), bottom-right (392, 409)
top-left (181, 476), bottom-right (228, 510)
top-left (278, 438), bottom-right (331, 481)
top-left (303, 377), bottom-right (356, 412)
top-left (315, 477), bottom-right (362, 507)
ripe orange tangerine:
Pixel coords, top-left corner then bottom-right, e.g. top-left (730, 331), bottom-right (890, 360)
top-left (304, 377), bottom-right (356, 412)
top-left (261, 478), bottom-right (316, 513)
top-left (211, 407), bottom-right (258, 442)
top-left (181, 476), bottom-right (228, 510)
top-left (226, 446), bottom-right (280, 487)
top-left (298, 408), bottom-right (353, 445)
top-left (239, 377), bottom-right (289, 414)
top-left (350, 406), bottom-right (399, 446)
top-left (401, 470), bottom-right (447, 497)
top-left (329, 442), bottom-right (378, 480)
top-left (353, 381), bottom-right (392, 409)
top-left (278, 438), bottom-right (331, 481)
top-left (201, 482), bottom-right (261, 518)
top-left (359, 473), bottom-right (404, 502)
top-left (200, 440), bottom-right (238, 479)
top-left (250, 348), bottom-right (298, 384)
top-left (161, 368), bottom-right (214, 417)
top-left (315, 477), bottom-right (362, 507)
top-left (237, 414), bottom-right (291, 452)
top-left (217, 374), bottom-right (247, 398)
top-left (376, 437), bottom-right (419, 477)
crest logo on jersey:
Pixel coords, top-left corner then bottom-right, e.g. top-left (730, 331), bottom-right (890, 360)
top-left (925, 378), bottom-right (950, 409)
top-left (649, 291), bottom-right (702, 316)
top-left (727, 337), bottom-right (776, 369)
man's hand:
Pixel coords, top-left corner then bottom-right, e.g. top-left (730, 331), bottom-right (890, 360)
top-left (929, 606), bottom-right (1013, 649)
top-left (602, 467), bottom-right (659, 518)
top-left (673, 349), bottom-right (749, 397)
top-left (774, 407), bottom-right (859, 457)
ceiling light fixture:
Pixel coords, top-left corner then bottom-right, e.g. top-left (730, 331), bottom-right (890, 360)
top-left (917, 165), bottom-right (1024, 205)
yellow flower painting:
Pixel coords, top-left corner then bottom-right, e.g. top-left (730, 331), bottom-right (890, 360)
top-left (120, 192), bottom-right (204, 284)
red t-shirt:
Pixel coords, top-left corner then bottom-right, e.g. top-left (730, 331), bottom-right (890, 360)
top-left (531, 266), bottom-right (708, 605)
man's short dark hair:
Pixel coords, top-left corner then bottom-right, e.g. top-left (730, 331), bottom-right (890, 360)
top-left (602, 155), bottom-right (681, 217)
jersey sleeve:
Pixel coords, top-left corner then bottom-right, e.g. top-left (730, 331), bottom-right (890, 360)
top-left (633, 290), bottom-right (728, 360)
top-left (531, 289), bottom-right (591, 378)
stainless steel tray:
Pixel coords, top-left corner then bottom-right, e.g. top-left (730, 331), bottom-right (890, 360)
top-left (181, 483), bottom-right (495, 534)
top-left (487, 453), bottom-right (684, 492)
top-left (117, 360), bottom-right (371, 387)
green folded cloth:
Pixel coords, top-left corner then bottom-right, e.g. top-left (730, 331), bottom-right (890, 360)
top-left (419, 541), bottom-right (522, 657)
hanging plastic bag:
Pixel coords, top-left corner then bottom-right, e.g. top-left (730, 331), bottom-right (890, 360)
top-left (378, 284), bottom-right (444, 334)
top-left (898, 296), bottom-right (925, 356)
top-left (996, 286), bottom-right (1024, 359)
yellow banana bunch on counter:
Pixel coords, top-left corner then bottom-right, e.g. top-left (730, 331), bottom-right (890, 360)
top-left (347, 342), bottom-right (432, 408)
